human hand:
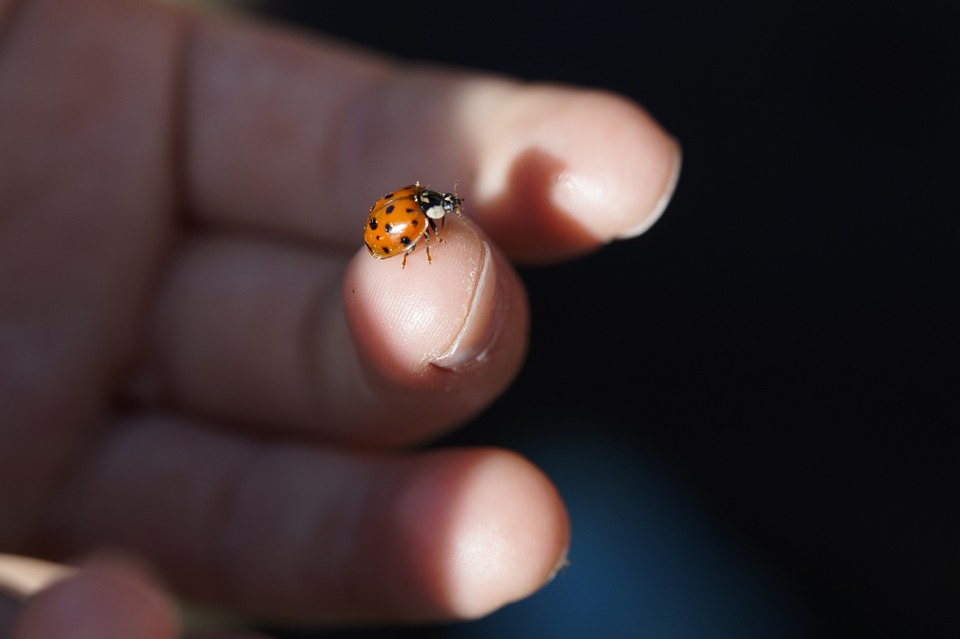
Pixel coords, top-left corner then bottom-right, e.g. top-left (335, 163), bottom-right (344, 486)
top-left (0, 0), bottom-right (680, 633)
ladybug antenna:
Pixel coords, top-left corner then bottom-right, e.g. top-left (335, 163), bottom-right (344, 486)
top-left (453, 180), bottom-right (464, 217)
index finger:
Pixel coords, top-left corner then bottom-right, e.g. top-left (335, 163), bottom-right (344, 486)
top-left (185, 11), bottom-right (680, 263)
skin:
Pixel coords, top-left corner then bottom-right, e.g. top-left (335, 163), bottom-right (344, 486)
top-left (0, 0), bottom-right (680, 635)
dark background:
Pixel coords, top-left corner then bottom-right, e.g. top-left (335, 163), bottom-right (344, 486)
top-left (259, 1), bottom-right (959, 637)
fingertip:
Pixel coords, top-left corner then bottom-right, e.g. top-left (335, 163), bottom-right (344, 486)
top-left (614, 137), bottom-right (683, 240)
top-left (542, 91), bottom-right (681, 243)
top-left (342, 216), bottom-right (528, 439)
top-left (344, 215), bottom-right (490, 379)
top-left (463, 84), bottom-right (681, 262)
top-left (391, 449), bottom-right (571, 619)
top-left (442, 450), bottom-right (571, 618)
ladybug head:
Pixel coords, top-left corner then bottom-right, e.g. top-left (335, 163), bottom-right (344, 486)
top-left (440, 191), bottom-right (463, 216)
top-left (420, 187), bottom-right (463, 220)
top-left (441, 180), bottom-right (463, 217)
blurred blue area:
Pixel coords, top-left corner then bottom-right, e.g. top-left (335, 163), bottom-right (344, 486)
top-left (448, 423), bottom-right (811, 638)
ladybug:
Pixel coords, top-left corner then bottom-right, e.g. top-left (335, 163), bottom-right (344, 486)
top-left (363, 181), bottom-right (463, 268)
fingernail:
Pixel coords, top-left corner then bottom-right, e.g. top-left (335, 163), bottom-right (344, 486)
top-left (546, 548), bottom-right (571, 583)
top-left (430, 240), bottom-right (500, 370)
top-left (616, 138), bottom-right (683, 239)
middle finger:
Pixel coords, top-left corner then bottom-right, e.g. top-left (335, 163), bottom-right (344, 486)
top-left (140, 221), bottom-right (527, 445)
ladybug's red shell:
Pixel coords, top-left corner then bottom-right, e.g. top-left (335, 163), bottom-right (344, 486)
top-left (363, 182), bottom-right (462, 267)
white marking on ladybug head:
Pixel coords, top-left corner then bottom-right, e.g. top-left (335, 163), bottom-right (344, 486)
top-left (425, 205), bottom-right (446, 220)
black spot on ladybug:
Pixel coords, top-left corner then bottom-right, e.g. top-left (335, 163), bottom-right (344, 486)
top-left (410, 219), bottom-right (419, 227)
top-left (384, 223), bottom-right (393, 233)
top-left (382, 246), bottom-right (391, 253)
top-left (400, 236), bottom-right (411, 246)
top-left (368, 219), bottom-right (378, 230)
top-left (406, 207), bottom-right (415, 213)
top-left (386, 205), bottom-right (395, 214)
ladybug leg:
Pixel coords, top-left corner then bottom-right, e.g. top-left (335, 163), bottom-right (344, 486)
top-left (401, 243), bottom-right (417, 269)
top-left (422, 229), bottom-right (433, 264)
top-left (428, 218), bottom-right (444, 243)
